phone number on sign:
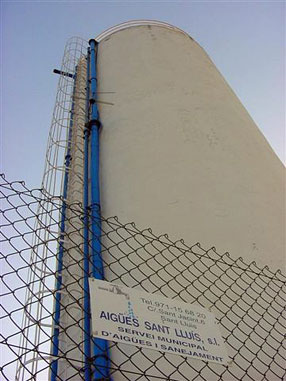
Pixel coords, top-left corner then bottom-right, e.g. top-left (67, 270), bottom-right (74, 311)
top-left (140, 298), bottom-right (207, 320)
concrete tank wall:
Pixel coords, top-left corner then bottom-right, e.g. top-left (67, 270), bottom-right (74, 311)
top-left (97, 25), bottom-right (285, 272)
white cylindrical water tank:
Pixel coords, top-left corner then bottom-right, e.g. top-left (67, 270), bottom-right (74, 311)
top-left (13, 24), bottom-right (284, 381)
top-left (52, 22), bottom-right (284, 381)
top-left (97, 22), bottom-right (285, 271)
top-left (91, 23), bottom-right (285, 380)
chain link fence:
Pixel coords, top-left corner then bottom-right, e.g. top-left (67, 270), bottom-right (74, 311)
top-left (1, 174), bottom-right (285, 380)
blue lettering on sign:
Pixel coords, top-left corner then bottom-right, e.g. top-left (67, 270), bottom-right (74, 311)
top-left (144, 321), bottom-right (170, 334)
top-left (99, 311), bottom-right (139, 327)
top-left (175, 328), bottom-right (201, 341)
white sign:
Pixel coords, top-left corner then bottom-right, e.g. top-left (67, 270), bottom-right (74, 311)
top-left (89, 279), bottom-right (229, 365)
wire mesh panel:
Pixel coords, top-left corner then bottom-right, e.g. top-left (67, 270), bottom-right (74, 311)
top-left (0, 175), bottom-right (60, 379)
top-left (1, 175), bottom-right (285, 380)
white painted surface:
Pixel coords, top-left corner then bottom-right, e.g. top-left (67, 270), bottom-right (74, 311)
top-left (97, 25), bottom-right (285, 272)
top-left (89, 278), bottom-right (229, 365)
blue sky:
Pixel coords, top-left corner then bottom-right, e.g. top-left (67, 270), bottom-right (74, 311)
top-left (1, 1), bottom-right (285, 189)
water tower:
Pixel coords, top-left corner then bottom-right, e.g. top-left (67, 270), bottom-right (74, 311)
top-left (2, 21), bottom-right (284, 381)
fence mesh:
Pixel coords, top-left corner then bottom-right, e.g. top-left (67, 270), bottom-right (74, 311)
top-left (1, 174), bottom-right (285, 381)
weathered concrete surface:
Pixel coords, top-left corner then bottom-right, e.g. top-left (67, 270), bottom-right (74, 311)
top-left (97, 25), bottom-right (285, 272)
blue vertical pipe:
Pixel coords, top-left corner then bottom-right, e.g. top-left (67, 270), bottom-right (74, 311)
top-left (83, 49), bottom-right (92, 381)
top-left (89, 39), bottom-right (110, 380)
top-left (50, 72), bottom-right (76, 381)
